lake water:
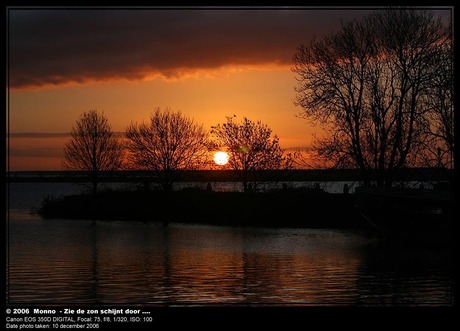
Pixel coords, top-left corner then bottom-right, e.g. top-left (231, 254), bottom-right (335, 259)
top-left (6, 183), bottom-right (454, 306)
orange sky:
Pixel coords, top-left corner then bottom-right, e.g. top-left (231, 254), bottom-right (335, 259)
top-left (8, 67), bottom-right (319, 170)
top-left (6, 7), bottom-right (451, 171)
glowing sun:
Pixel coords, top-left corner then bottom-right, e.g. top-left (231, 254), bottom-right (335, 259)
top-left (213, 151), bottom-right (229, 165)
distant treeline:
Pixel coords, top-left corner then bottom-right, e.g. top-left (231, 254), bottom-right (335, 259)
top-left (7, 168), bottom-right (454, 183)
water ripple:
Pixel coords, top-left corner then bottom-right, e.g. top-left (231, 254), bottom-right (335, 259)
top-left (7, 216), bottom-right (453, 306)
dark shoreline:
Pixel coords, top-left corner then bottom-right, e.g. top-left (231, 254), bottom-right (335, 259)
top-left (7, 168), bottom-right (453, 183)
top-left (37, 189), bottom-right (365, 229)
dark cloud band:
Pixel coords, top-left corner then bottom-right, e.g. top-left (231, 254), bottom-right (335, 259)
top-left (8, 132), bottom-right (71, 138)
top-left (8, 8), bottom-right (374, 89)
top-left (8, 8), bottom-right (450, 89)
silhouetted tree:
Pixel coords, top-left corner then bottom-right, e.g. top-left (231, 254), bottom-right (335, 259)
top-left (211, 116), bottom-right (293, 192)
top-left (125, 107), bottom-right (209, 192)
top-left (292, 8), bottom-right (450, 186)
top-left (62, 110), bottom-right (124, 195)
top-left (422, 26), bottom-right (454, 169)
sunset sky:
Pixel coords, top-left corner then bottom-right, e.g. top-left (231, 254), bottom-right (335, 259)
top-left (6, 6), bottom-right (452, 171)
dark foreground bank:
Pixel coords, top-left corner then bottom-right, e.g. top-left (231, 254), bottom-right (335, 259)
top-left (36, 189), bottom-right (364, 229)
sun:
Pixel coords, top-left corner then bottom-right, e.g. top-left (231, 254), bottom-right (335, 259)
top-left (213, 151), bottom-right (229, 166)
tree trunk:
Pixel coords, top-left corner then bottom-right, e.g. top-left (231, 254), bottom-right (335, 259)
top-left (243, 181), bottom-right (248, 193)
top-left (360, 169), bottom-right (371, 187)
top-left (91, 172), bottom-right (98, 196)
top-left (162, 182), bottom-right (173, 193)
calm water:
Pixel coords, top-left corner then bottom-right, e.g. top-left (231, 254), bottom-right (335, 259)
top-left (6, 183), bottom-right (454, 306)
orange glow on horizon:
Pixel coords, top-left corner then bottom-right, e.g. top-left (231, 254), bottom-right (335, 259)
top-left (9, 63), bottom-right (293, 92)
top-left (8, 65), bottom-right (319, 171)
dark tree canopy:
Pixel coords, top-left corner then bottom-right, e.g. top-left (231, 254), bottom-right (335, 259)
top-left (422, 25), bottom-right (454, 169)
top-left (292, 8), bottom-right (452, 186)
top-left (62, 110), bottom-right (124, 194)
top-left (211, 116), bottom-right (293, 192)
top-left (125, 107), bottom-right (209, 192)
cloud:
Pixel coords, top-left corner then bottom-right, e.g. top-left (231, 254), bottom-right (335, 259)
top-left (8, 7), bottom-right (451, 90)
top-left (8, 132), bottom-right (71, 138)
top-left (8, 8), bottom-right (375, 89)
top-left (8, 132), bottom-right (127, 138)
top-left (8, 147), bottom-right (63, 158)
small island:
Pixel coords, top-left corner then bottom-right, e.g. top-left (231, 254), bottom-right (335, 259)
top-left (36, 184), bottom-right (363, 229)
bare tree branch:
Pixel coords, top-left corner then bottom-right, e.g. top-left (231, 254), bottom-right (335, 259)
top-left (125, 107), bottom-right (209, 192)
top-left (292, 8), bottom-right (451, 186)
top-left (62, 110), bottom-right (124, 194)
top-left (211, 116), bottom-right (293, 192)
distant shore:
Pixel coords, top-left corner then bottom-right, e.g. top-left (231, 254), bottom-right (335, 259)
top-left (36, 189), bottom-right (365, 229)
top-left (7, 168), bottom-right (453, 183)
